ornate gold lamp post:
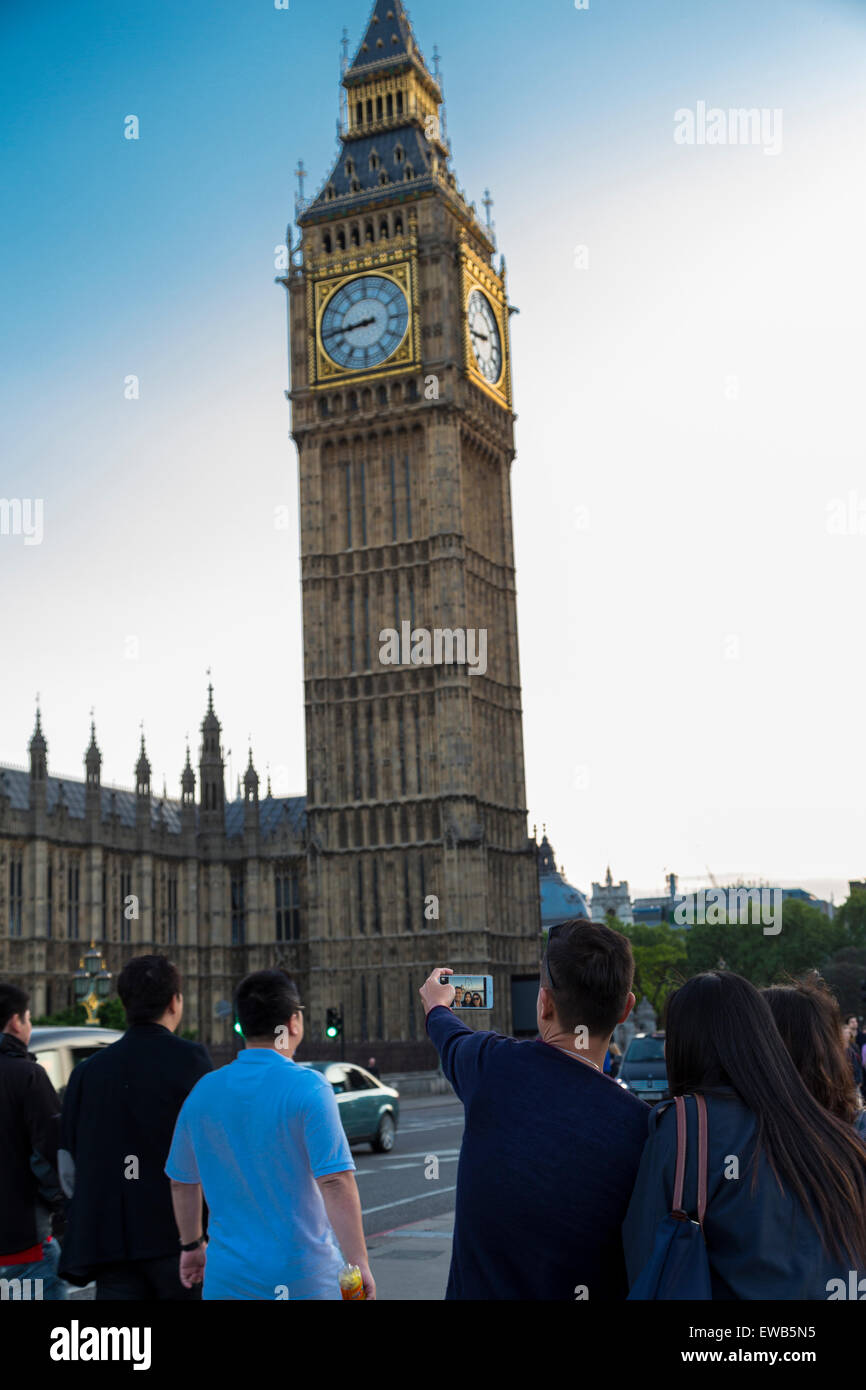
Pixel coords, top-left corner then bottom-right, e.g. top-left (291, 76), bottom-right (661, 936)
top-left (73, 944), bottom-right (112, 1026)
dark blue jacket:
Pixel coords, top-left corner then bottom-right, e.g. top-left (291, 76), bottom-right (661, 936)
top-left (623, 1089), bottom-right (860, 1299)
top-left (427, 1006), bottom-right (649, 1300)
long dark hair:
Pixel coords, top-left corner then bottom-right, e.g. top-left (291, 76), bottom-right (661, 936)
top-left (664, 971), bottom-right (866, 1265)
top-left (763, 978), bottom-right (862, 1126)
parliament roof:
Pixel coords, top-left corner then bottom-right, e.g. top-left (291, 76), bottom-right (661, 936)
top-left (0, 766), bottom-right (306, 841)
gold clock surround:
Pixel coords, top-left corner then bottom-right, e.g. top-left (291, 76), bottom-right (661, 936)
top-left (459, 239), bottom-right (512, 409)
top-left (309, 253), bottom-right (420, 389)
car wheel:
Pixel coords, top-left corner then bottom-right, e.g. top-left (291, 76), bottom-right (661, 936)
top-left (372, 1113), bottom-right (396, 1153)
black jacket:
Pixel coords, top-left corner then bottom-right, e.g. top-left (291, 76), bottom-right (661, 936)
top-left (59, 1023), bottom-right (211, 1283)
top-left (0, 1032), bottom-right (63, 1255)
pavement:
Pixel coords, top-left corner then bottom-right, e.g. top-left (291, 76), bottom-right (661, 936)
top-left (366, 1209), bottom-right (455, 1301)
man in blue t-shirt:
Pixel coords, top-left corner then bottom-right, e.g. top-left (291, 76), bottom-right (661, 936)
top-left (166, 969), bottom-right (374, 1300)
top-left (420, 918), bottom-right (650, 1300)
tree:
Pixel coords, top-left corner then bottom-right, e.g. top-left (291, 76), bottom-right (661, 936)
top-left (33, 996), bottom-right (126, 1030)
top-left (685, 899), bottom-right (844, 988)
top-left (820, 946), bottom-right (866, 1018)
top-left (612, 920), bottom-right (688, 1018)
top-left (832, 890), bottom-right (866, 949)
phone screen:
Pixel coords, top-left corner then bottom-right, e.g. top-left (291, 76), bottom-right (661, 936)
top-left (443, 975), bottom-right (494, 1009)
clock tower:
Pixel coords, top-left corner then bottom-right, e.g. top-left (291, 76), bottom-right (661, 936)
top-left (284, 0), bottom-right (541, 1045)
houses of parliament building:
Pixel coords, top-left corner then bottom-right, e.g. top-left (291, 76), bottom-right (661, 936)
top-left (0, 2), bottom-right (546, 1062)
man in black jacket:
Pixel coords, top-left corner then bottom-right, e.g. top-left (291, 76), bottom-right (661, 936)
top-left (0, 982), bottom-right (67, 1299)
top-left (59, 955), bottom-right (211, 1299)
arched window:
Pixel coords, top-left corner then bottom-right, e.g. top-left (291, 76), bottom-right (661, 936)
top-left (394, 144), bottom-right (404, 164)
top-left (394, 215), bottom-right (403, 235)
top-left (350, 224), bottom-right (360, 246)
top-left (404, 163), bottom-right (414, 181)
top-left (387, 93), bottom-right (393, 118)
top-left (337, 229), bottom-right (346, 250)
top-left (376, 95), bottom-right (383, 117)
top-left (366, 98), bottom-right (373, 123)
top-left (396, 90), bottom-right (404, 115)
top-left (350, 179), bottom-right (361, 193)
top-left (355, 100), bottom-right (362, 126)
top-left (378, 171), bottom-right (389, 187)
top-left (323, 232), bottom-right (332, 253)
top-left (364, 221), bottom-right (374, 243)
top-left (379, 218), bottom-right (389, 237)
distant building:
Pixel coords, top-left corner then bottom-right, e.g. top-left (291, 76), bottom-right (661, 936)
top-left (590, 867), bottom-right (633, 925)
top-left (536, 833), bottom-right (590, 934)
top-left (777, 887), bottom-right (834, 919)
top-left (633, 873), bottom-right (681, 925)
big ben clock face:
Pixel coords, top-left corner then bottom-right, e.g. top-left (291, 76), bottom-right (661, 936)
top-left (320, 274), bottom-right (409, 371)
top-left (467, 288), bottom-right (502, 384)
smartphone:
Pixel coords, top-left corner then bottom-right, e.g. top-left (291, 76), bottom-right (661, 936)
top-left (439, 974), bottom-right (494, 1009)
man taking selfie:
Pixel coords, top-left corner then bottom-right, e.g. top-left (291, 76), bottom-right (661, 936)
top-left (420, 918), bottom-right (649, 1300)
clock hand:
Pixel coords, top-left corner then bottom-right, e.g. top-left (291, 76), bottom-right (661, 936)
top-left (322, 315), bottom-right (378, 341)
top-left (470, 329), bottom-right (489, 342)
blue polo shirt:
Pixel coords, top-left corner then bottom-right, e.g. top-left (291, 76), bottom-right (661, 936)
top-left (166, 1049), bottom-right (354, 1300)
top-left (426, 1006), bottom-right (650, 1300)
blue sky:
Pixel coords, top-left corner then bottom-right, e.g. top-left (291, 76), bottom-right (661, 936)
top-left (2, 0), bottom-right (865, 900)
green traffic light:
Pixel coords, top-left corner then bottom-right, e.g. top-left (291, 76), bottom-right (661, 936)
top-left (326, 1025), bottom-right (338, 1038)
top-left (234, 1020), bottom-right (243, 1035)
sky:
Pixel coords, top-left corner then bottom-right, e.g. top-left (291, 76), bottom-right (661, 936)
top-left (1, 0), bottom-right (864, 903)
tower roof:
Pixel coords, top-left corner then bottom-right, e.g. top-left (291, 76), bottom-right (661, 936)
top-left (181, 743), bottom-right (196, 793)
top-left (136, 733), bottom-right (151, 782)
top-left (201, 682), bottom-right (221, 735)
top-left (297, 3), bottom-right (495, 242)
top-left (345, 1), bottom-right (436, 93)
top-left (30, 705), bottom-right (47, 757)
top-left (85, 720), bottom-right (101, 771)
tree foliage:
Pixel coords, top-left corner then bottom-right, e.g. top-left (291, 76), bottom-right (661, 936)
top-left (33, 996), bottom-right (127, 1030)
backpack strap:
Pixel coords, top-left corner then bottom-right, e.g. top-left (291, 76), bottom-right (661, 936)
top-left (672, 1093), bottom-right (709, 1228)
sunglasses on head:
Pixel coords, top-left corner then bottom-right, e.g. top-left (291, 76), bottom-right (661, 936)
top-left (543, 921), bottom-right (570, 989)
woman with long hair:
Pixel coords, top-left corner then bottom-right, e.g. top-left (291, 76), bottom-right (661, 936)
top-left (623, 971), bottom-right (866, 1298)
top-left (763, 978), bottom-right (866, 1138)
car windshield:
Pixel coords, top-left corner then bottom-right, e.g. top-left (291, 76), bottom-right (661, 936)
top-left (626, 1037), bottom-right (665, 1063)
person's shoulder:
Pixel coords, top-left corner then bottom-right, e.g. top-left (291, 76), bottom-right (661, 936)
top-left (164, 1033), bottom-right (212, 1067)
top-left (291, 1063), bottom-right (334, 1097)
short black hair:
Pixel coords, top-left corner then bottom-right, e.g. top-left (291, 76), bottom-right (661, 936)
top-left (545, 918), bottom-right (634, 1036)
top-left (234, 969), bottom-right (302, 1039)
top-left (0, 983), bottom-right (29, 1032)
top-left (117, 955), bottom-right (182, 1025)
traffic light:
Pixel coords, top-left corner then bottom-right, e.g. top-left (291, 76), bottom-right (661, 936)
top-left (325, 1007), bottom-right (341, 1040)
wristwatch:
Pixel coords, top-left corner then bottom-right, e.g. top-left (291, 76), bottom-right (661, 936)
top-left (180, 1236), bottom-right (206, 1252)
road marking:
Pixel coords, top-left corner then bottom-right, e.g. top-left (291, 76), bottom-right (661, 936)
top-left (375, 1149), bottom-right (460, 1161)
top-left (375, 1229), bottom-right (454, 1239)
top-left (355, 1156), bottom-right (459, 1175)
top-left (362, 1185), bottom-right (457, 1217)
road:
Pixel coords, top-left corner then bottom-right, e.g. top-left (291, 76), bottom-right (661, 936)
top-left (357, 1095), bottom-right (463, 1236)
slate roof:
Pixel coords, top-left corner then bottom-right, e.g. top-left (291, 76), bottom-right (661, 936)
top-left (308, 125), bottom-right (437, 211)
top-left (345, 1), bottom-right (435, 88)
top-left (0, 766), bottom-right (306, 840)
